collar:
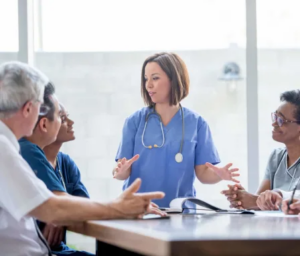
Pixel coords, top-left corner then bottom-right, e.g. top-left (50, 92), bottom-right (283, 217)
top-left (0, 120), bottom-right (20, 152)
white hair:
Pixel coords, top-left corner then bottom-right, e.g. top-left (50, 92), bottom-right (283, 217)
top-left (0, 61), bottom-right (49, 118)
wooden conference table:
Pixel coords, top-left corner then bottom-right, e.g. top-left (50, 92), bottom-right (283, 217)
top-left (70, 212), bottom-right (300, 256)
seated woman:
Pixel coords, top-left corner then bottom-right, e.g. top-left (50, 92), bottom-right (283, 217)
top-left (19, 82), bottom-right (93, 256)
top-left (222, 89), bottom-right (300, 210)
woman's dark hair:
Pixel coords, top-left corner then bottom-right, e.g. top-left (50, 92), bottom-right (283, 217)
top-left (141, 52), bottom-right (190, 106)
top-left (280, 89), bottom-right (300, 123)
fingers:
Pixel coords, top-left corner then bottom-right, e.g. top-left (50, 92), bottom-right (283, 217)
top-left (42, 224), bottom-right (50, 241)
top-left (229, 168), bottom-right (239, 173)
top-left (128, 154), bottom-right (140, 164)
top-left (147, 207), bottom-right (167, 217)
top-left (289, 201), bottom-right (300, 211)
top-left (224, 163), bottom-right (233, 169)
top-left (221, 189), bottom-right (236, 196)
top-left (274, 196), bottom-right (282, 210)
top-left (52, 227), bottom-right (62, 247)
top-left (150, 202), bottom-right (159, 208)
top-left (231, 178), bottom-right (240, 183)
top-left (230, 200), bottom-right (242, 208)
top-left (281, 200), bottom-right (288, 213)
top-left (47, 226), bottom-right (55, 247)
top-left (136, 191), bottom-right (165, 200)
top-left (281, 200), bottom-right (297, 214)
top-left (231, 173), bottom-right (240, 177)
top-left (265, 193), bottom-right (276, 210)
top-left (227, 195), bottom-right (238, 201)
top-left (59, 228), bottom-right (64, 246)
top-left (228, 184), bottom-right (235, 189)
top-left (235, 183), bottom-right (245, 190)
top-left (123, 178), bottom-right (142, 194)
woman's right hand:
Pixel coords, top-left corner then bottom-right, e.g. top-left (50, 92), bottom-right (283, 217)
top-left (221, 184), bottom-right (258, 210)
top-left (113, 154), bottom-right (140, 180)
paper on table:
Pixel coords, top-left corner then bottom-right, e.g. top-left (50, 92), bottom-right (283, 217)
top-left (254, 211), bottom-right (299, 218)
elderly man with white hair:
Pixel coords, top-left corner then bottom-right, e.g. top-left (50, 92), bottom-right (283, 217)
top-left (0, 61), bottom-right (165, 256)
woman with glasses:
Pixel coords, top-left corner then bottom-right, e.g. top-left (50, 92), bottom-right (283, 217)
top-left (222, 90), bottom-right (300, 211)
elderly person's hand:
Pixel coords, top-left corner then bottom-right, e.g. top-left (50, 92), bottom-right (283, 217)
top-left (221, 184), bottom-right (259, 210)
top-left (256, 190), bottom-right (282, 210)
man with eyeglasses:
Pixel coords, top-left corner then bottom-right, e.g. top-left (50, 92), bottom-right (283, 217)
top-left (221, 90), bottom-right (300, 211)
top-left (0, 61), bottom-right (165, 256)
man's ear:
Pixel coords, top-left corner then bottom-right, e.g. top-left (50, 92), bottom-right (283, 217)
top-left (22, 101), bottom-right (33, 118)
top-left (38, 117), bottom-right (48, 133)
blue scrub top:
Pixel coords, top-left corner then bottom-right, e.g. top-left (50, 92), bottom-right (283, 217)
top-left (19, 138), bottom-right (91, 255)
top-left (115, 106), bottom-right (220, 207)
top-left (19, 138), bottom-right (89, 198)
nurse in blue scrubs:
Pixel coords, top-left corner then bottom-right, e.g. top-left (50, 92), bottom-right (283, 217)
top-left (113, 52), bottom-right (240, 207)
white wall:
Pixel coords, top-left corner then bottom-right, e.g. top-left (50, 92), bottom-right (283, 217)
top-left (1, 49), bottom-right (299, 252)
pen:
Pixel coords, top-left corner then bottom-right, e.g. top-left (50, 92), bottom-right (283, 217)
top-left (288, 185), bottom-right (297, 210)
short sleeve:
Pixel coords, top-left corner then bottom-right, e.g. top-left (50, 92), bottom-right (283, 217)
top-left (20, 144), bottom-right (66, 192)
top-left (61, 153), bottom-right (90, 198)
top-left (115, 115), bottom-right (138, 162)
top-left (0, 138), bottom-right (52, 221)
top-left (264, 151), bottom-right (275, 180)
top-left (263, 148), bottom-right (285, 185)
top-left (195, 118), bottom-right (220, 166)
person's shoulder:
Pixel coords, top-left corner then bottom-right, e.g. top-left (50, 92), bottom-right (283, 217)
top-left (127, 107), bottom-right (150, 119)
top-left (19, 138), bottom-right (39, 151)
top-left (269, 147), bottom-right (287, 160)
top-left (182, 106), bottom-right (207, 126)
top-left (124, 107), bottom-right (151, 126)
top-left (58, 151), bottom-right (73, 163)
top-left (0, 135), bottom-right (16, 154)
top-left (19, 138), bottom-right (46, 160)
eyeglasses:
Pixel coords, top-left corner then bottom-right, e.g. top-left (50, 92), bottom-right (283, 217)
top-left (271, 112), bottom-right (300, 127)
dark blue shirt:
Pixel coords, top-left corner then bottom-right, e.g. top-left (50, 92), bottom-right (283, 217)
top-left (19, 138), bottom-right (92, 255)
top-left (19, 138), bottom-right (89, 198)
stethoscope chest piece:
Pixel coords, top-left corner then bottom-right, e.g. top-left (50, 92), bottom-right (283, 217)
top-left (175, 153), bottom-right (183, 163)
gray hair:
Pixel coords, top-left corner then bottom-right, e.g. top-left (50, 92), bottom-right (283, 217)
top-left (0, 61), bottom-right (49, 119)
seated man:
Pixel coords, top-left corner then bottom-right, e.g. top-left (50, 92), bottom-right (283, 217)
top-left (42, 103), bottom-right (91, 254)
top-left (44, 103), bottom-right (89, 198)
top-left (0, 61), bottom-right (165, 256)
top-left (221, 89), bottom-right (300, 210)
top-left (19, 82), bottom-right (93, 255)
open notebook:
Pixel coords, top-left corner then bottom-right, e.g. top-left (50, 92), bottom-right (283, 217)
top-left (160, 197), bottom-right (254, 214)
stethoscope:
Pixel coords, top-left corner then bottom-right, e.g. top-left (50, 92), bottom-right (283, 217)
top-left (141, 104), bottom-right (184, 163)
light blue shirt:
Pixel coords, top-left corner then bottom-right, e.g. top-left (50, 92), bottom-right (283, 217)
top-left (116, 106), bottom-right (220, 207)
top-left (264, 148), bottom-right (300, 191)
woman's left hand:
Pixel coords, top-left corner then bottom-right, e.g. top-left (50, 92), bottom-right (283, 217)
top-left (206, 162), bottom-right (240, 183)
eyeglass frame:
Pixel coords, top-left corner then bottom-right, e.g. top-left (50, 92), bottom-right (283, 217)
top-left (271, 112), bottom-right (300, 127)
